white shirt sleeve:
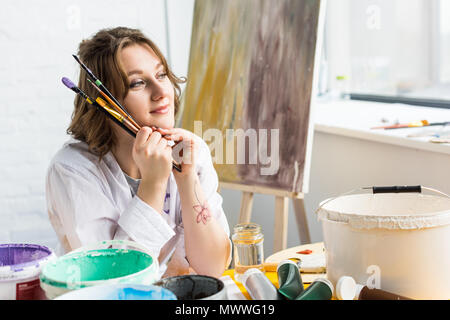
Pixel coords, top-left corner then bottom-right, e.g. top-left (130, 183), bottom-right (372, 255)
top-left (46, 162), bottom-right (175, 257)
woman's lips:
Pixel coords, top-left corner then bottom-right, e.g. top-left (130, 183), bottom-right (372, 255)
top-left (151, 105), bottom-right (170, 114)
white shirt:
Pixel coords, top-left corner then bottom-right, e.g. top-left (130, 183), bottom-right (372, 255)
top-left (45, 135), bottom-right (231, 278)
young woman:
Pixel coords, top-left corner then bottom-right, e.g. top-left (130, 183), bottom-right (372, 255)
top-left (46, 27), bottom-right (231, 278)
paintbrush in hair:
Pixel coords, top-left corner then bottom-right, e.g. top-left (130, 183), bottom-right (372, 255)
top-left (62, 77), bottom-right (182, 172)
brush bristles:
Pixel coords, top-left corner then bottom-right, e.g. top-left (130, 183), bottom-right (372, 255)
top-left (62, 77), bottom-right (76, 90)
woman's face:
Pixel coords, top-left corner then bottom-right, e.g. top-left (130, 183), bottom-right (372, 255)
top-left (120, 43), bottom-right (175, 130)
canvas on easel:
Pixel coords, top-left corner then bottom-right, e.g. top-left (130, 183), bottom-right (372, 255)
top-left (178, 0), bottom-right (325, 252)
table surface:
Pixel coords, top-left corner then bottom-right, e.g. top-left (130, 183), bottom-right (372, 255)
top-left (223, 242), bottom-right (324, 300)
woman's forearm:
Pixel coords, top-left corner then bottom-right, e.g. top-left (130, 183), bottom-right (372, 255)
top-left (176, 174), bottom-right (230, 277)
top-left (137, 178), bottom-right (168, 214)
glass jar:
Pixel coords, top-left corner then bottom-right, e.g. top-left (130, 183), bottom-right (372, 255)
top-left (232, 223), bottom-right (264, 283)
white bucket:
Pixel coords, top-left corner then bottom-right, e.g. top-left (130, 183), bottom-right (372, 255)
top-left (0, 244), bottom-right (56, 300)
top-left (317, 186), bottom-right (450, 300)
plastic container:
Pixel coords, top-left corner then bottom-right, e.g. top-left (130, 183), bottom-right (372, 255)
top-left (40, 240), bottom-right (158, 299)
top-left (317, 186), bottom-right (450, 300)
top-left (0, 244), bottom-right (56, 300)
top-left (55, 284), bottom-right (177, 300)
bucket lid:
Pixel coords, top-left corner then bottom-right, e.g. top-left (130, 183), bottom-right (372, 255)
top-left (0, 244), bottom-right (55, 281)
top-left (317, 193), bottom-right (450, 230)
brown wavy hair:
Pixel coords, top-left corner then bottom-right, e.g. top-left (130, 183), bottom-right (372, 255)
top-left (67, 27), bottom-right (185, 158)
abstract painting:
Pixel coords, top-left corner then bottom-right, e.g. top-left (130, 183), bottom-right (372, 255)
top-left (179, 0), bottom-right (322, 193)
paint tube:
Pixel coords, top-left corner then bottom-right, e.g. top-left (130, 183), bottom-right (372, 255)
top-left (295, 278), bottom-right (333, 300)
top-left (277, 260), bottom-right (304, 300)
top-left (357, 286), bottom-right (413, 300)
top-left (242, 268), bottom-right (282, 300)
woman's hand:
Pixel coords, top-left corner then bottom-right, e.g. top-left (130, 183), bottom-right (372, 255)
top-left (132, 127), bottom-right (173, 184)
top-left (155, 127), bottom-right (199, 179)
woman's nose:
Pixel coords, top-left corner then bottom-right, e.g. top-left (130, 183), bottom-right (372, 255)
top-left (151, 81), bottom-right (168, 102)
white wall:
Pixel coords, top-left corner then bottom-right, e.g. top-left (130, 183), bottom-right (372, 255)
top-left (166, 0), bottom-right (195, 84)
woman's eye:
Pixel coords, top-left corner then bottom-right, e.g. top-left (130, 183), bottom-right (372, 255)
top-left (130, 80), bottom-right (146, 89)
top-left (157, 72), bottom-right (168, 80)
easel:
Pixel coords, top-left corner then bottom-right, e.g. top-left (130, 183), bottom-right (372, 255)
top-left (219, 182), bottom-right (311, 254)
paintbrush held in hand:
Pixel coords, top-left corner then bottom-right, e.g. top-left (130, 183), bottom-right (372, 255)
top-left (62, 77), bottom-right (138, 138)
top-left (61, 76), bottom-right (182, 172)
top-left (86, 78), bottom-right (141, 130)
top-left (72, 55), bottom-right (134, 119)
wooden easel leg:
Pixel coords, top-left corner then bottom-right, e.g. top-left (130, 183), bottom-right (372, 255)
top-left (292, 198), bottom-right (311, 244)
top-left (239, 192), bottom-right (254, 223)
top-left (273, 196), bottom-right (289, 253)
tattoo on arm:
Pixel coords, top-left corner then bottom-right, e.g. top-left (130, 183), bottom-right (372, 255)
top-left (193, 180), bottom-right (211, 225)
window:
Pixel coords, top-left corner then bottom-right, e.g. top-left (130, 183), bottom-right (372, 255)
top-left (322, 0), bottom-right (450, 108)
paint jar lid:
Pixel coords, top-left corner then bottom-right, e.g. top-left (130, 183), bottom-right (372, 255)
top-left (336, 276), bottom-right (357, 300)
top-left (232, 223), bottom-right (263, 242)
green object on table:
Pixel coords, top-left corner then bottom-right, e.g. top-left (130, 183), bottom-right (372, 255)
top-left (277, 260), bottom-right (304, 300)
